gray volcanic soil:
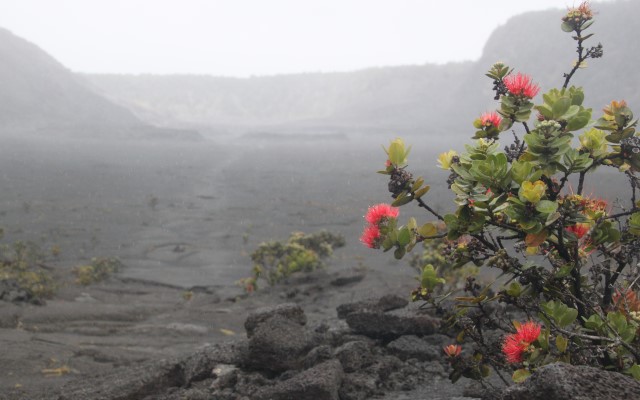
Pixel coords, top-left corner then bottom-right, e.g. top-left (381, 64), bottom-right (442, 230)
top-left (0, 131), bottom-right (458, 399)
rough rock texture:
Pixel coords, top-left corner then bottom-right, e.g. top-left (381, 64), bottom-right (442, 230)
top-left (498, 363), bottom-right (640, 400)
top-left (56, 341), bottom-right (248, 400)
top-left (50, 298), bottom-right (468, 400)
top-left (336, 294), bottom-right (409, 319)
top-left (57, 358), bottom-right (187, 400)
top-left (345, 308), bottom-right (439, 340)
top-left (253, 359), bottom-right (344, 400)
top-left (334, 340), bottom-right (374, 372)
top-left (386, 335), bottom-right (441, 361)
top-left (244, 303), bottom-right (307, 338)
top-left (247, 314), bottom-right (317, 372)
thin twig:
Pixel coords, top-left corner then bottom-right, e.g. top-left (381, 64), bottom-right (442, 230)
top-left (416, 197), bottom-right (445, 221)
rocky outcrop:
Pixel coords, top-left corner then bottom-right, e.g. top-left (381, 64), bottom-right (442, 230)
top-left (246, 313), bottom-right (318, 372)
top-left (244, 303), bottom-right (307, 337)
top-left (253, 359), bottom-right (344, 400)
top-left (49, 297), bottom-right (457, 400)
top-left (344, 308), bottom-right (439, 340)
top-left (498, 363), bottom-right (640, 400)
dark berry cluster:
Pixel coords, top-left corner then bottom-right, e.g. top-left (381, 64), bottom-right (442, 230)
top-left (388, 167), bottom-right (413, 198)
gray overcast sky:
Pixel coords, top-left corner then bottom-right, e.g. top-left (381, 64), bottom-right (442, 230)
top-left (0, 0), bottom-right (613, 77)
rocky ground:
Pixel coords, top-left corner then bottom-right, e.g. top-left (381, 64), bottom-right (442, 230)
top-left (6, 270), bottom-right (640, 400)
top-left (0, 264), bottom-right (482, 400)
top-left (0, 132), bottom-right (636, 399)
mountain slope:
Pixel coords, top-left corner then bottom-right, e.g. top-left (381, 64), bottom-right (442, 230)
top-left (85, 62), bottom-right (471, 132)
top-left (0, 27), bottom-right (140, 133)
top-left (84, 0), bottom-right (639, 134)
top-left (453, 0), bottom-right (640, 131)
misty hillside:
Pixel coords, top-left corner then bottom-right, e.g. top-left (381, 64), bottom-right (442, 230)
top-left (455, 0), bottom-right (640, 127)
top-left (0, 27), bottom-right (142, 134)
top-left (84, 63), bottom-right (471, 132)
top-left (85, 0), bottom-right (639, 135)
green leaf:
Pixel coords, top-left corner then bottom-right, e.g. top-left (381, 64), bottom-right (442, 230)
top-left (506, 282), bottom-right (522, 297)
top-left (386, 138), bottom-right (410, 166)
top-left (558, 307), bottom-right (578, 328)
top-left (392, 194), bottom-right (413, 207)
top-left (561, 21), bottom-right (574, 32)
top-left (546, 212), bottom-right (561, 226)
top-left (552, 96), bottom-right (572, 119)
top-left (398, 227), bottom-right (411, 246)
top-left (512, 369), bottom-right (532, 383)
top-left (566, 115), bottom-right (590, 131)
top-left (571, 89), bottom-right (585, 106)
top-left (420, 264), bottom-right (445, 291)
top-left (538, 328), bottom-right (550, 351)
top-left (536, 200), bottom-right (558, 215)
top-left (555, 335), bottom-right (569, 353)
top-left (414, 186), bottom-right (431, 199)
top-left (418, 223), bottom-right (437, 237)
top-left (625, 364), bottom-right (640, 381)
top-left (555, 264), bottom-right (574, 278)
top-left (584, 314), bottom-right (604, 332)
top-left (499, 117), bottom-right (514, 131)
top-left (541, 300), bottom-right (578, 328)
top-left (629, 213), bottom-right (640, 235)
top-left (411, 177), bottom-right (424, 192)
top-left (394, 246), bottom-right (406, 260)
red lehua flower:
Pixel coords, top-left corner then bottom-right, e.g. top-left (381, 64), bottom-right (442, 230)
top-left (566, 222), bottom-right (590, 239)
top-left (517, 321), bottom-right (542, 343)
top-left (502, 335), bottom-right (526, 363)
top-left (502, 321), bottom-right (541, 364)
top-left (360, 225), bottom-right (381, 249)
top-left (480, 112), bottom-right (502, 128)
top-left (365, 203), bottom-right (399, 225)
top-left (503, 73), bottom-right (540, 99)
top-left (443, 344), bottom-right (462, 358)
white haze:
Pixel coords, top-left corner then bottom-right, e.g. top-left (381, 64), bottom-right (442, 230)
top-left (0, 0), bottom-right (615, 77)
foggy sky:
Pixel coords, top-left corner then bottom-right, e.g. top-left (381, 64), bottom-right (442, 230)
top-left (0, 0), bottom-right (615, 77)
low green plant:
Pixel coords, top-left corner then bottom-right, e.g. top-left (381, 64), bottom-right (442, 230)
top-left (0, 240), bottom-right (55, 303)
top-left (239, 230), bottom-right (345, 292)
top-left (409, 234), bottom-right (482, 303)
top-left (362, 2), bottom-right (640, 387)
top-left (72, 257), bottom-right (122, 285)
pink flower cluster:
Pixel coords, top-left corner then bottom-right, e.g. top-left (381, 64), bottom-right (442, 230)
top-left (360, 203), bottom-right (399, 248)
top-left (503, 73), bottom-right (540, 99)
top-left (502, 321), bottom-right (542, 363)
top-left (480, 111), bottom-right (502, 128)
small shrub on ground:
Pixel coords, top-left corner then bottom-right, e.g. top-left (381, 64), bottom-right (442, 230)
top-left (72, 257), bottom-right (122, 285)
top-left (362, 2), bottom-right (640, 387)
top-left (408, 231), bottom-right (483, 303)
top-left (239, 230), bottom-right (345, 292)
top-left (0, 240), bottom-right (55, 304)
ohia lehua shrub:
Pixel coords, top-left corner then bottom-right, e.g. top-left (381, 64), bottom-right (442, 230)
top-left (362, 2), bottom-right (640, 385)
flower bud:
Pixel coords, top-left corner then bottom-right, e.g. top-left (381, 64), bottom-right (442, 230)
top-left (519, 180), bottom-right (547, 204)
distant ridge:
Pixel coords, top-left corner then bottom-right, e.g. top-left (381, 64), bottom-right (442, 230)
top-left (0, 27), bottom-right (145, 134)
top-left (0, 27), bottom-right (204, 140)
top-left (84, 0), bottom-right (639, 136)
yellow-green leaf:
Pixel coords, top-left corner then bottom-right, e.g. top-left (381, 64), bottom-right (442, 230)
top-left (556, 334), bottom-right (568, 353)
top-left (414, 186), bottom-right (431, 199)
top-left (418, 223), bottom-right (437, 237)
top-left (512, 369), bottom-right (532, 383)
